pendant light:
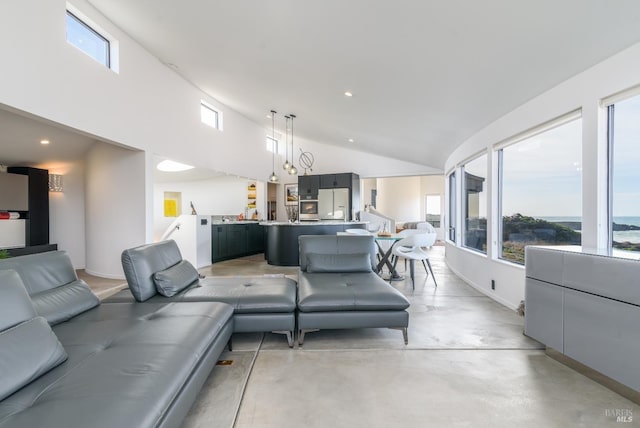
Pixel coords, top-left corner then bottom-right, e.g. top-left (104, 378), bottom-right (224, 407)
top-left (282, 115), bottom-right (291, 171)
top-left (268, 110), bottom-right (279, 183)
top-left (288, 114), bottom-right (298, 175)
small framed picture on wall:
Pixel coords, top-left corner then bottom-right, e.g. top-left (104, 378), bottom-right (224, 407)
top-left (284, 183), bottom-right (298, 206)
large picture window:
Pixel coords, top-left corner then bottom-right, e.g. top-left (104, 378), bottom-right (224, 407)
top-left (499, 117), bottom-right (582, 264)
top-left (609, 94), bottom-right (640, 253)
top-left (462, 154), bottom-right (487, 253)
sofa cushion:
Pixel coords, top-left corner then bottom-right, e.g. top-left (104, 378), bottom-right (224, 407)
top-left (0, 269), bottom-right (67, 402)
top-left (0, 251), bottom-right (77, 296)
top-left (30, 280), bottom-right (100, 326)
top-left (0, 270), bottom-right (36, 331)
top-left (299, 235), bottom-right (376, 272)
top-left (153, 260), bottom-right (199, 297)
top-left (297, 272), bottom-right (410, 312)
top-left (122, 240), bottom-right (183, 302)
top-left (0, 317), bottom-right (67, 401)
top-left (306, 252), bottom-right (372, 273)
top-left (106, 276), bottom-right (298, 314)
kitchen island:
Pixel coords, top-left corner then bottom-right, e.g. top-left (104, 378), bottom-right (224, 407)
top-left (261, 221), bottom-right (367, 266)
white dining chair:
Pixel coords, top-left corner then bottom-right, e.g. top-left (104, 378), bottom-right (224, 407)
top-left (391, 231), bottom-right (438, 288)
top-left (345, 228), bottom-right (371, 235)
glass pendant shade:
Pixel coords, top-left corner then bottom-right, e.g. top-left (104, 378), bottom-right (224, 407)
top-left (288, 114), bottom-right (298, 175)
top-left (268, 110), bottom-right (278, 183)
top-left (283, 116), bottom-right (291, 171)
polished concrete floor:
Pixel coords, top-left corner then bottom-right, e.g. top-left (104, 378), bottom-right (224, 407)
top-left (78, 269), bottom-right (127, 299)
top-left (181, 247), bottom-right (638, 428)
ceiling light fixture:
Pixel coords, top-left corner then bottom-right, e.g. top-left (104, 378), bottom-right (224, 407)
top-left (344, 91), bottom-right (353, 97)
top-left (288, 114), bottom-right (298, 175)
top-left (268, 110), bottom-right (279, 183)
top-left (282, 115), bottom-right (291, 171)
top-left (348, 138), bottom-right (355, 143)
top-left (157, 159), bottom-right (195, 172)
top-left (40, 139), bottom-right (50, 145)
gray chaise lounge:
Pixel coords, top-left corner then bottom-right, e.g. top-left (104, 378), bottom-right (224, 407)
top-left (106, 240), bottom-right (297, 347)
top-left (297, 235), bottom-right (410, 345)
top-left (0, 250), bottom-right (233, 428)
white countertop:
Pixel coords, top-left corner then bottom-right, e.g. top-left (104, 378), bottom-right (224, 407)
top-left (210, 220), bottom-right (261, 225)
top-left (531, 245), bottom-right (640, 260)
top-left (260, 221), bottom-right (367, 226)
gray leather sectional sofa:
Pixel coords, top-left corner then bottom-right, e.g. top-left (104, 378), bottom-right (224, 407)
top-left (106, 240), bottom-right (298, 347)
top-left (0, 251), bottom-right (233, 428)
top-left (110, 238), bottom-right (410, 347)
top-left (0, 236), bottom-right (409, 427)
top-left (297, 235), bottom-right (410, 344)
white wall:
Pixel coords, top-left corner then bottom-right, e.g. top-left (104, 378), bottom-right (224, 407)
top-left (420, 175), bottom-right (445, 240)
top-left (376, 176), bottom-right (422, 223)
top-left (444, 40), bottom-right (640, 309)
top-left (361, 178), bottom-right (376, 208)
top-left (0, 0), bottom-right (442, 275)
top-left (48, 159), bottom-right (86, 268)
top-left (85, 144), bottom-right (147, 278)
top-left (153, 176), bottom-right (261, 240)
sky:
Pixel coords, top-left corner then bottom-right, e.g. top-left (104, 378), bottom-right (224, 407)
top-left (501, 119), bottom-right (583, 217)
top-left (612, 95), bottom-right (640, 217)
top-left (462, 94), bottom-right (640, 220)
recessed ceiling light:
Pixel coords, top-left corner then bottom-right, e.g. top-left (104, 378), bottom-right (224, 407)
top-left (266, 114), bottom-right (272, 119)
top-left (348, 138), bottom-right (355, 143)
top-left (157, 159), bottom-right (195, 172)
top-left (40, 139), bottom-right (50, 145)
top-left (344, 91), bottom-right (353, 97)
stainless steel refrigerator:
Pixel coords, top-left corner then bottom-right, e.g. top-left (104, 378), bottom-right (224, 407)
top-left (318, 188), bottom-right (349, 220)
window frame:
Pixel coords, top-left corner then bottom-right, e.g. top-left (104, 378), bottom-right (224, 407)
top-left (496, 111), bottom-right (583, 265)
top-left (447, 170), bottom-right (457, 243)
top-left (66, 10), bottom-right (110, 67)
top-left (461, 153), bottom-right (488, 254)
top-left (65, 4), bottom-right (118, 72)
top-left (603, 86), bottom-right (640, 254)
top-left (266, 136), bottom-right (278, 153)
top-left (200, 101), bottom-right (223, 130)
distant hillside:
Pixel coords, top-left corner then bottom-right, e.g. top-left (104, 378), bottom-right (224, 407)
top-left (501, 214), bottom-right (581, 263)
top-left (502, 214), bottom-right (581, 244)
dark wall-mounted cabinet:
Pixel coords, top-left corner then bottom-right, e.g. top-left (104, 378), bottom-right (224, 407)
top-left (7, 166), bottom-right (49, 247)
top-left (298, 175), bottom-right (319, 200)
top-left (319, 173), bottom-right (352, 189)
top-left (211, 222), bottom-right (264, 263)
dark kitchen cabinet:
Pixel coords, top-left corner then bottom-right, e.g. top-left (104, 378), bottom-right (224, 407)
top-left (246, 223), bottom-right (265, 254)
top-left (211, 223), bottom-right (264, 263)
top-left (298, 175), bottom-right (319, 200)
top-left (319, 173), bottom-right (352, 189)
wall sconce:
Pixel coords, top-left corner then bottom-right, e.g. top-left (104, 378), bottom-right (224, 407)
top-left (48, 174), bottom-right (63, 192)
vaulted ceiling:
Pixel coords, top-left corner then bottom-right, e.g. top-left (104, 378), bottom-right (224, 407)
top-left (84, 0), bottom-right (640, 169)
top-left (3, 2), bottom-right (640, 172)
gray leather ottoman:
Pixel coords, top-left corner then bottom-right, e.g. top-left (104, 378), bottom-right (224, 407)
top-left (110, 240), bottom-right (297, 347)
top-left (297, 235), bottom-right (410, 345)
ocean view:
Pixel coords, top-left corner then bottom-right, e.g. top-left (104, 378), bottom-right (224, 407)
top-left (539, 216), bottom-right (640, 244)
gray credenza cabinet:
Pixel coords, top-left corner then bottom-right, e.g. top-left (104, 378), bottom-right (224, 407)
top-left (525, 246), bottom-right (640, 392)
